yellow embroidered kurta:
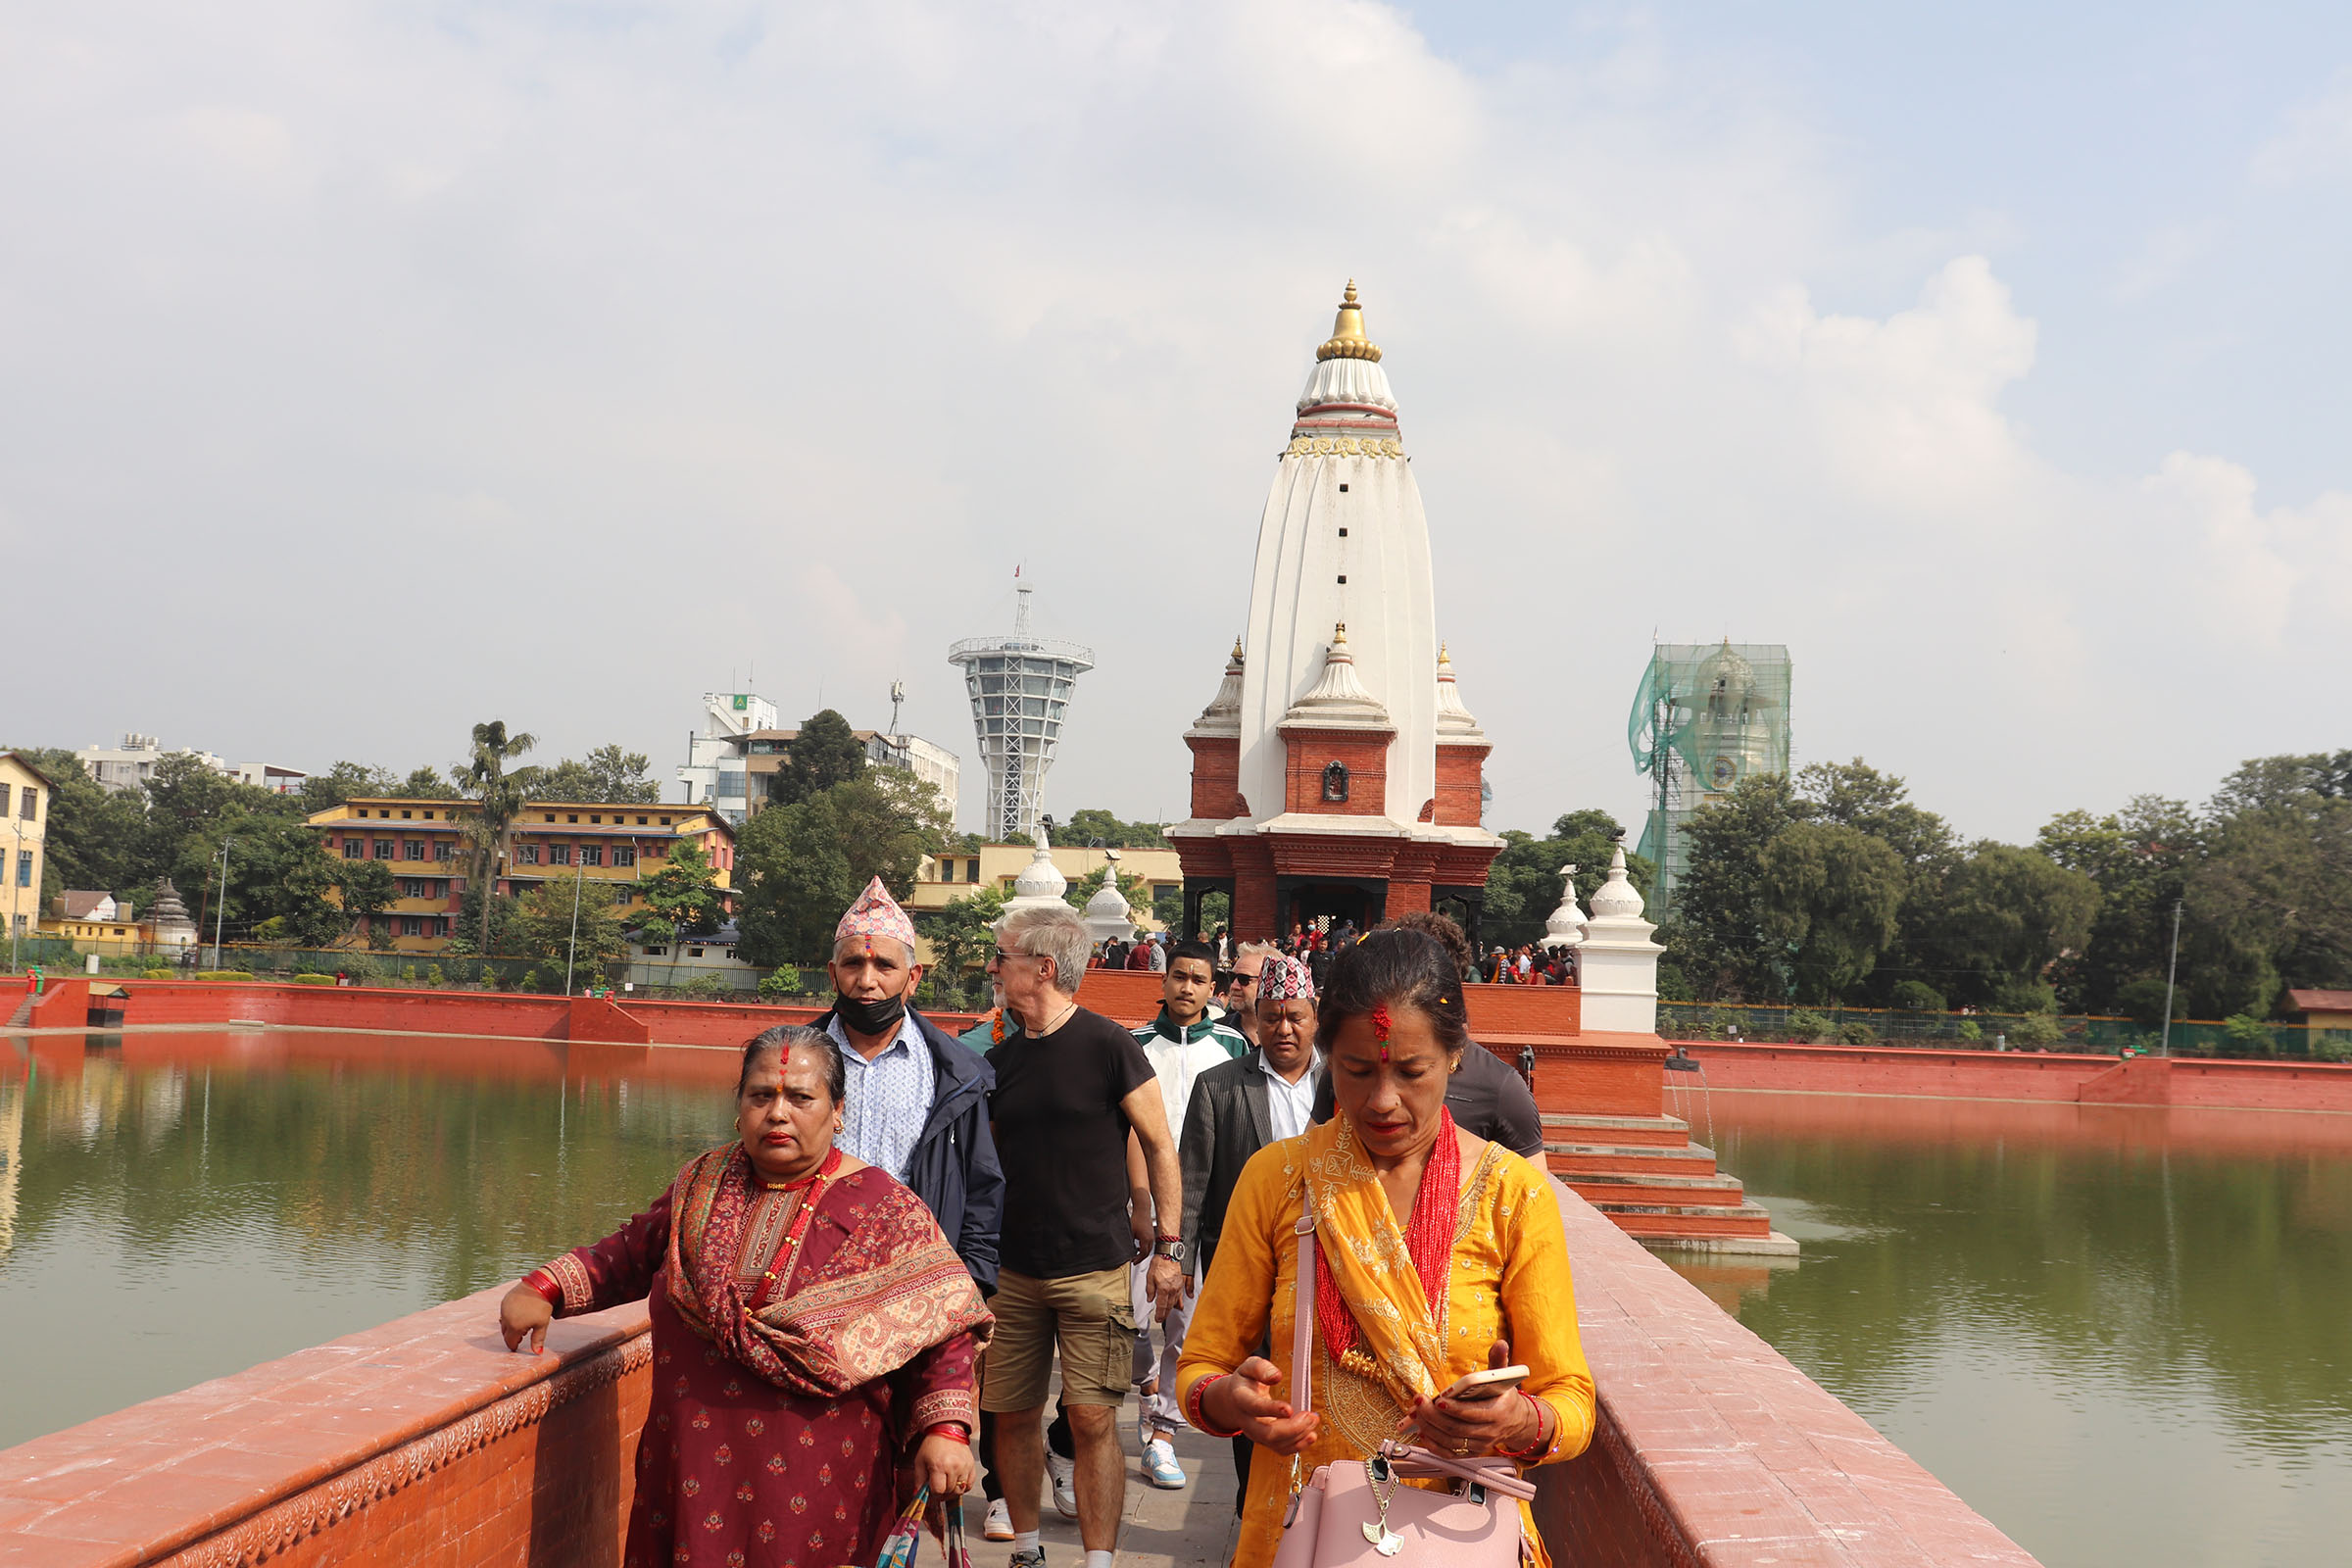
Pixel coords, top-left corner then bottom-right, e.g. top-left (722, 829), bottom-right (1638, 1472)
top-left (1175, 1126), bottom-right (1596, 1568)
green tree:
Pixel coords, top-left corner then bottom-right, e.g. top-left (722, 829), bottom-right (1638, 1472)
top-left (299, 761), bottom-right (401, 812)
top-left (329, 858), bottom-right (398, 946)
top-left (537, 744), bottom-right (662, 805)
top-left (735, 767), bottom-right (949, 966)
top-left (1661, 773), bottom-right (1806, 1000)
top-left (917, 884), bottom-right (1009, 1007)
top-left (1917, 844), bottom-right (2099, 1011)
top-left (1050, 809), bottom-right (1170, 849)
top-left (2036, 796), bottom-right (2199, 1012)
top-left (769, 710), bottom-right (866, 809)
top-left (1481, 809), bottom-right (1650, 950)
top-left (1758, 822), bottom-right (1906, 1003)
top-left (451, 720), bottom-right (537, 956)
top-left (636, 842), bottom-right (724, 946)
top-left (9, 749), bottom-right (145, 901)
top-left (512, 873), bottom-right (626, 975)
top-left (393, 766), bottom-right (448, 798)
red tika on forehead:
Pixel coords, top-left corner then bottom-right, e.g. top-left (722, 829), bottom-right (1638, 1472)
top-left (1372, 1002), bottom-right (1394, 1060)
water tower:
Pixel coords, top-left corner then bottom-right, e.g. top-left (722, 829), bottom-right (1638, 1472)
top-left (948, 583), bottom-right (1095, 845)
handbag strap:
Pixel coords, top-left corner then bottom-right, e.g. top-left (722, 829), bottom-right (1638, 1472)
top-left (1289, 1198), bottom-right (1536, 1505)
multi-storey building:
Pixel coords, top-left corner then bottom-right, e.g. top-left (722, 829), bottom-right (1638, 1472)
top-left (0, 754), bottom-right (51, 949)
top-left (305, 797), bottom-right (736, 953)
top-left (727, 728), bottom-right (959, 824)
top-left (77, 734), bottom-right (308, 797)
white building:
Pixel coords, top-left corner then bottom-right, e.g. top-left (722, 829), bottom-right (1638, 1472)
top-left (77, 735), bottom-right (307, 796)
top-left (675, 693), bottom-right (781, 820)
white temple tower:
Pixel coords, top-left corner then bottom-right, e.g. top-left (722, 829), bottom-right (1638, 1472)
top-left (1171, 282), bottom-right (1503, 940)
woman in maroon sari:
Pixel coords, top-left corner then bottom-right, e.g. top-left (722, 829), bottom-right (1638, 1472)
top-left (499, 1026), bottom-right (990, 1568)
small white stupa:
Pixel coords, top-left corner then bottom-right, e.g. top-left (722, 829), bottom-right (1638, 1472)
top-left (1577, 841), bottom-right (1664, 1033)
top-left (1538, 865), bottom-right (1586, 953)
top-left (995, 839), bottom-right (1071, 927)
top-left (1081, 850), bottom-right (1136, 946)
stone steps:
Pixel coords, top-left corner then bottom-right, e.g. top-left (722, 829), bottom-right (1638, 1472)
top-left (1592, 1200), bottom-right (1777, 1239)
top-left (1546, 1141), bottom-right (1719, 1176)
top-left (1540, 1111), bottom-right (1690, 1148)
top-left (1563, 1171), bottom-right (1747, 1208)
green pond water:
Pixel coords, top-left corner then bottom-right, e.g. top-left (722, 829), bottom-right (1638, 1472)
top-left (1665, 1090), bottom-right (2352, 1568)
top-left (5, 1035), bottom-right (2350, 1568)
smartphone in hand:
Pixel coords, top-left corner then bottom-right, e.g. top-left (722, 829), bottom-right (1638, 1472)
top-left (1440, 1364), bottom-right (1530, 1401)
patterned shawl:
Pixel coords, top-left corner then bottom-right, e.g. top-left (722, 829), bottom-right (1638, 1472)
top-left (1300, 1115), bottom-right (1457, 1409)
top-left (662, 1144), bottom-right (993, 1396)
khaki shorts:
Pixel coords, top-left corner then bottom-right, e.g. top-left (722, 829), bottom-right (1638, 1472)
top-left (981, 1264), bottom-right (1138, 1412)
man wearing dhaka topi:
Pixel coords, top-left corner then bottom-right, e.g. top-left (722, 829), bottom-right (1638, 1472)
top-left (813, 877), bottom-right (1004, 1298)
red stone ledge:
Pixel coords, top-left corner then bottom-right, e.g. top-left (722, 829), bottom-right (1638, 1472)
top-left (0, 1289), bottom-right (651, 1568)
top-left (1677, 1040), bottom-right (2352, 1115)
top-left (1538, 1180), bottom-right (2041, 1567)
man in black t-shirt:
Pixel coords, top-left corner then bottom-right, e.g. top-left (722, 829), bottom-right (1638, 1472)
top-left (982, 904), bottom-right (1186, 1568)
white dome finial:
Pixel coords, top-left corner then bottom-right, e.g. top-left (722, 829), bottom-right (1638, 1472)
top-left (1082, 850), bottom-right (1135, 944)
top-left (1587, 842), bottom-right (1645, 919)
top-left (1540, 864), bottom-right (1586, 950)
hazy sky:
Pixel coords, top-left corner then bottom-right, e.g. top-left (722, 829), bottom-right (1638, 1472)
top-left (5, 2), bottom-right (2349, 845)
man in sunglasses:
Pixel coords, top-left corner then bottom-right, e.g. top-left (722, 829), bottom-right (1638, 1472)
top-left (1218, 940), bottom-right (1278, 1050)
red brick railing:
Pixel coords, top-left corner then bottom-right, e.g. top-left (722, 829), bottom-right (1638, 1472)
top-left (0, 1186), bottom-right (2038, 1567)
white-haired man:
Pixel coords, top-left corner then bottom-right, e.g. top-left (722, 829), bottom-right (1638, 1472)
top-left (983, 903), bottom-right (1186, 1568)
top-left (817, 877), bottom-right (1004, 1294)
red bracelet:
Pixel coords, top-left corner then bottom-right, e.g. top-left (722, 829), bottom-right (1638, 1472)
top-left (521, 1269), bottom-right (562, 1307)
top-left (1187, 1374), bottom-right (1245, 1440)
top-left (922, 1424), bottom-right (970, 1445)
top-left (1494, 1392), bottom-right (1548, 1461)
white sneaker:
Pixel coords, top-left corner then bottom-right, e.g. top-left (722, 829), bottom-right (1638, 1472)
top-left (1142, 1434), bottom-right (1187, 1491)
top-left (1046, 1450), bottom-right (1078, 1518)
top-left (982, 1498), bottom-right (1014, 1542)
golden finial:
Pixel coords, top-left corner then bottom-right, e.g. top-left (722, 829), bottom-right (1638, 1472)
top-left (1231, 636), bottom-right (1246, 660)
top-left (1316, 278), bottom-right (1383, 364)
top-left (1332, 622), bottom-right (1349, 647)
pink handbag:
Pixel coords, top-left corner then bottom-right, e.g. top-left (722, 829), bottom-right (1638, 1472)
top-left (1266, 1213), bottom-right (1534, 1568)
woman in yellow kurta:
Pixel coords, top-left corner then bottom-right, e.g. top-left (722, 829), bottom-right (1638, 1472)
top-left (1176, 928), bottom-right (1595, 1568)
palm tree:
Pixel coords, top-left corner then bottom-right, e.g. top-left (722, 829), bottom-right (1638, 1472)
top-left (452, 720), bottom-right (538, 956)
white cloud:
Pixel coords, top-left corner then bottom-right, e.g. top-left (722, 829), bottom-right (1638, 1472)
top-left (2252, 67), bottom-right (2352, 185)
top-left (0, 1), bottom-right (2345, 844)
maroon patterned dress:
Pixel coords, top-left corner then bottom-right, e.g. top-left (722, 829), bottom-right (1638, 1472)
top-left (541, 1154), bottom-right (986, 1568)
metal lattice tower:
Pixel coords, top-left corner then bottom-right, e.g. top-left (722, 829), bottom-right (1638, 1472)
top-left (948, 584), bottom-right (1095, 844)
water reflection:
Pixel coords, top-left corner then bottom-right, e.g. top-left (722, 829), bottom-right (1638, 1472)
top-left (0, 1031), bottom-right (741, 1447)
top-left (1672, 1094), bottom-right (2352, 1568)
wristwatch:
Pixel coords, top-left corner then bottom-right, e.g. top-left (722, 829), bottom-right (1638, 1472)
top-left (1153, 1236), bottom-right (1187, 1262)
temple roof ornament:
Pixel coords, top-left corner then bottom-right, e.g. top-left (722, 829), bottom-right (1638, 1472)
top-left (995, 840), bottom-right (1070, 927)
top-left (1186, 640), bottom-right (1247, 740)
top-left (1587, 842), bottom-right (1647, 920)
top-left (1080, 851), bottom-right (1136, 945)
top-left (1298, 280), bottom-right (1397, 416)
top-left (147, 877), bottom-right (194, 927)
top-left (1281, 623), bottom-right (1395, 733)
top-left (1540, 864), bottom-right (1586, 951)
top-left (1316, 279), bottom-right (1383, 364)
top-left (1435, 642), bottom-right (1488, 744)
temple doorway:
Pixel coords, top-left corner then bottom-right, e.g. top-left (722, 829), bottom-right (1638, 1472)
top-left (1276, 877), bottom-right (1386, 939)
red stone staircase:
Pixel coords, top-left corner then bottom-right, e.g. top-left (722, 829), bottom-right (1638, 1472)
top-left (1542, 1110), bottom-right (1775, 1245)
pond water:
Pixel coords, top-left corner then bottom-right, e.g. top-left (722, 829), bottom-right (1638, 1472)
top-left (0, 1029), bottom-right (741, 1449)
top-left (1667, 1091), bottom-right (2352, 1568)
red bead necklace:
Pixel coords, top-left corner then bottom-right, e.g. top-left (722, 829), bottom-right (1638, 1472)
top-left (753, 1147), bottom-right (842, 1308)
top-left (1317, 1111), bottom-right (1459, 1371)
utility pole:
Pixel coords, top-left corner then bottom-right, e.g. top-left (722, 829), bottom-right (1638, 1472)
top-left (211, 839), bottom-right (234, 968)
top-left (2159, 898), bottom-right (2183, 1057)
top-left (564, 864), bottom-right (586, 997)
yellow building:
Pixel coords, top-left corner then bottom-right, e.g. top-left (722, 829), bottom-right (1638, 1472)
top-left (906, 842), bottom-right (1184, 929)
top-left (305, 798), bottom-right (737, 953)
top-left (38, 893), bottom-right (145, 951)
top-left (0, 753), bottom-right (52, 953)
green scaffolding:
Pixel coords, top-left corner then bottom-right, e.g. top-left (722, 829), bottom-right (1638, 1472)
top-left (1630, 642), bottom-right (1792, 923)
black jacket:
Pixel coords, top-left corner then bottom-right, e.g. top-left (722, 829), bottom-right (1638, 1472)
top-left (1178, 1051), bottom-right (1281, 1272)
top-left (811, 1004), bottom-right (1005, 1296)
top-left (1310, 1038), bottom-right (1544, 1160)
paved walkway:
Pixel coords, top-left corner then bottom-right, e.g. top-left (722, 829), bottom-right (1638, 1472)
top-left (957, 1415), bottom-right (1242, 1568)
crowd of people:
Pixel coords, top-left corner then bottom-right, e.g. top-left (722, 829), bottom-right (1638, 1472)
top-left (499, 880), bottom-right (1594, 1568)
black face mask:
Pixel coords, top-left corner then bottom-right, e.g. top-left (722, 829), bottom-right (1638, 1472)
top-left (835, 990), bottom-right (907, 1037)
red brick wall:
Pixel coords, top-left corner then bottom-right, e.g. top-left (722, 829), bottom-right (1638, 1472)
top-left (1679, 1040), bottom-right (2352, 1114)
top-left (1434, 742), bottom-right (1489, 827)
top-left (1280, 728), bottom-right (1390, 815)
top-left (0, 1288), bottom-right (651, 1568)
top-left (1185, 735), bottom-right (1246, 820)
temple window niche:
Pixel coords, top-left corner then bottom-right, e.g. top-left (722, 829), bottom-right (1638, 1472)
top-left (1322, 760), bottom-right (1350, 802)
